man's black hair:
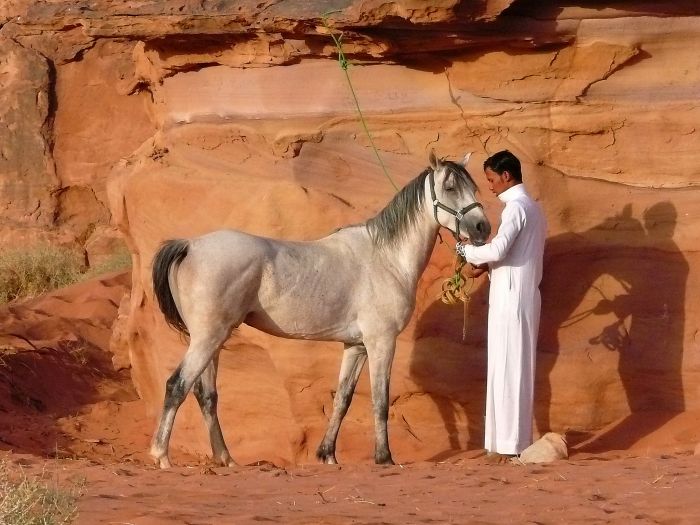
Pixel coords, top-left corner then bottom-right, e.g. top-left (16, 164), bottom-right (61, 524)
top-left (483, 150), bottom-right (522, 182)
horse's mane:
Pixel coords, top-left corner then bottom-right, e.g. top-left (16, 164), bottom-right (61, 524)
top-left (366, 160), bottom-right (477, 247)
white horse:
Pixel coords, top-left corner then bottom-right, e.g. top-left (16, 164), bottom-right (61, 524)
top-left (150, 151), bottom-right (490, 468)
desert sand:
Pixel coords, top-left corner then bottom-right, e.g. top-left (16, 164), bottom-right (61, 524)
top-left (2, 0), bottom-right (699, 462)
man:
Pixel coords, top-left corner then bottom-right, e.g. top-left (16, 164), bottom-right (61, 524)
top-left (456, 150), bottom-right (546, 464)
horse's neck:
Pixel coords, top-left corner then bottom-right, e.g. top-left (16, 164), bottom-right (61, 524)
top-left (383, 211), bottom-right (439, 287)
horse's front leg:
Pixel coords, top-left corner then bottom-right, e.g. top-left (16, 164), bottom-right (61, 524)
top-left (316, 343), bottom-right (367, 464)
top-left (365, 335), bottom-right (397, 465)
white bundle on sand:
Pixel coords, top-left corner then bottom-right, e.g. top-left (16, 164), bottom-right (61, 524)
top-left (516, 432), bottom-right (568, 464)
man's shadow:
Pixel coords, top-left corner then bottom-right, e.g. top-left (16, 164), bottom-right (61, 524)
top-left (537, 202), bottom-right (687, 452)
top-left (410, 201), bottom-right (686, 458)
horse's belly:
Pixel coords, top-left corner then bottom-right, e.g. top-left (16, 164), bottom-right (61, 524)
top-left (244, 310), bottom-right (362, 344)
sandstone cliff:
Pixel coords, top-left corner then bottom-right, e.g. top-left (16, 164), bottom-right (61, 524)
top-left (1, 1), bottom-right (699, 464)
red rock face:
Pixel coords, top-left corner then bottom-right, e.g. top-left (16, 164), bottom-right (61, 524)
top-left (1, 1), bottom-right (699, 464)
top-left (0, 36), bottom-right (57, 242)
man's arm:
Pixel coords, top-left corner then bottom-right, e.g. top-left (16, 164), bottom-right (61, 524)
top-left (457, 202), bottom-right (525, 265)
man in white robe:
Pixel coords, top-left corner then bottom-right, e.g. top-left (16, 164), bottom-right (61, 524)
top-left (456, 150), bottom-right (546, 463)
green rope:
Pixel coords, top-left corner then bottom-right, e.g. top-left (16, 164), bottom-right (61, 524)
top-left (321, 11), bottom-right (399, 192)
top-left (322, 12), bottom-right (473, 336)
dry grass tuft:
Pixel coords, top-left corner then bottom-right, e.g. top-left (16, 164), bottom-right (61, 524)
top-left (0, 245), bottom-right (132, 305)
top-left (0, 460), bottom-right (79, 524)
top-left (83, 247), bottom-right (132, 280)
top-left (0, 247), bottom-right (83, 304)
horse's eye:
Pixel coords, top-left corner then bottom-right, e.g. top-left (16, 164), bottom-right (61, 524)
top-left (444, 172), bottom-right (457, 192)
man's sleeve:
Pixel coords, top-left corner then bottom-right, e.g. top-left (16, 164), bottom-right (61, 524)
top-left (457, 202), bottom-right (525, 265)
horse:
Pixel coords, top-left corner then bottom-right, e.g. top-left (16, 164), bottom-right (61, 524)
top-left (149, 150), bottom-right (491, 468)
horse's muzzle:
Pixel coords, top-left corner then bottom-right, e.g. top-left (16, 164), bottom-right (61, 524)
top-left (463, 218), bottom-right (491, 246)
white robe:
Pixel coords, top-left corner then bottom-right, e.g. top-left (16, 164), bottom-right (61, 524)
top-left (457, 184), bottom-right (546, 454)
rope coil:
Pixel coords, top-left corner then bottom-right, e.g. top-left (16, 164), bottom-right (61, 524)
top-left (439, 255), bottom-right (475, 341)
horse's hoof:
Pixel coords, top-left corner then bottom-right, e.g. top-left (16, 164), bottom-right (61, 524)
top-left (316, 443), bottom-right (337, 465)
top-left (150, 446), bottom-right (172, 469)
top-left (218, 453), bottom-right (238, 467)
top-left (148, 444), bottom-right (172, 468)
top-left (315, 452), bottom-right (337, 465)
top-left (154, 456), bottom-right (172, 469)
top-left (375, 456), bottom-right (395, 466)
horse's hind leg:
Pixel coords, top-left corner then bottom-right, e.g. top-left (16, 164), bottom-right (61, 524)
top-left (150, 329), bottom-right (229, 468)
top-left (193, 353), bottom-right (236, 467)
top-left (316, 343), bottom-right (367, 464)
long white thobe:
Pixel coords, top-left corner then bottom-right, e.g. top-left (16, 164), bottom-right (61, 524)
top-left (457, 183), bottom-right (546, 454)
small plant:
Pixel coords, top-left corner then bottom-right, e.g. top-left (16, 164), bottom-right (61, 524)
top-left (0, 246), bottom-right (83, 304)
top-left (0, 244), bottom-right (133, 305)
top-left (82, 247), bottom-right (132, 280)
top-left (0, 460), bottom-right (79, 524)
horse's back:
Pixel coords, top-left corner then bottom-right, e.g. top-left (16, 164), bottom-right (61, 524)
top-left (192, 229), bottom-right (271, 256)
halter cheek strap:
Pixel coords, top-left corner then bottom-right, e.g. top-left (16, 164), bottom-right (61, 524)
top-left (429, 169), bottom-right (484, 241)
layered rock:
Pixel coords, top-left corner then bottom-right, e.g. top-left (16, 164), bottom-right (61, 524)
top-left (0, 9), bottom-right (155, 261)
top-left (2, 1), bottom-right (699, 464)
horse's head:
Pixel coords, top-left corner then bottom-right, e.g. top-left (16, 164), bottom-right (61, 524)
top-left (428, 150), bottom-right (491, 245)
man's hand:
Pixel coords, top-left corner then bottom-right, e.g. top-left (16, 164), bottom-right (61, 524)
top-left (456, 242), bottom-right (487, 277)
top-left (466, 262), bottom-right (488, 278)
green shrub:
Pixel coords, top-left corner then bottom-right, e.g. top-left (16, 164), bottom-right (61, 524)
top-left (0, 461), bottom-right (78, 524)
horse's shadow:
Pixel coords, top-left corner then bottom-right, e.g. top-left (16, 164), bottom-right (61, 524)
top-left (410, 201), bottom-right (687, 457)
top-left (410, 275), bottom-right (490, 459)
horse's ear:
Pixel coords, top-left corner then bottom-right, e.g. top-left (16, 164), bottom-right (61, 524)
top-left (462, 151), bottom-right (473, 167)
top-left (429, 149), bottom-right (439, 170)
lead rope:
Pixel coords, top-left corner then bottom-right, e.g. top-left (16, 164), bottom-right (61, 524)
top-left (439, 255), bottom-right (475, 341)
top-left (323, 12), bottom-right (474, 340)
top-left (321, 11), bottom-right (399, 193)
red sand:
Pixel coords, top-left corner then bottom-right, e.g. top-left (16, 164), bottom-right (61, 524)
top-left (1, 273), bottom-right (700, 524)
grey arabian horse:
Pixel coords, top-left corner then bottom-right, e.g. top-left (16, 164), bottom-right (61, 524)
top-left (150, 151), bottom-right (491, 468)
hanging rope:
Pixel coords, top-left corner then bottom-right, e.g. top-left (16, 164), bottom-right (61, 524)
top-left (322, 11), bottom-right (474, 339)
top-left (439, 255), bottom-right (476, 341)
top-left (320, 11), bottom-right (399, 192)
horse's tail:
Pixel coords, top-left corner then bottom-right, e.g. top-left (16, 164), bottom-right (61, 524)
top-left (152, 239), bottom-right (190, 335)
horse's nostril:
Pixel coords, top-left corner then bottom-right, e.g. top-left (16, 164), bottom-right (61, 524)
top-left (477, 221), bottom-right (486, 233)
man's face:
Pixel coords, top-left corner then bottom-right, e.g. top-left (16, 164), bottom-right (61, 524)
top-left (485, 167), bottom-right (510, 196)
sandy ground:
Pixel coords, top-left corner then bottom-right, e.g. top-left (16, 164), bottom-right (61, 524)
top-left (3, 449), bottom-right (699, 524)
top-left (2, 272), bottom-right (700, 524)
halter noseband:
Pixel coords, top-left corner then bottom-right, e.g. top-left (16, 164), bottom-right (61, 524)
top-left (428, 168), bottom-right (483, 241)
